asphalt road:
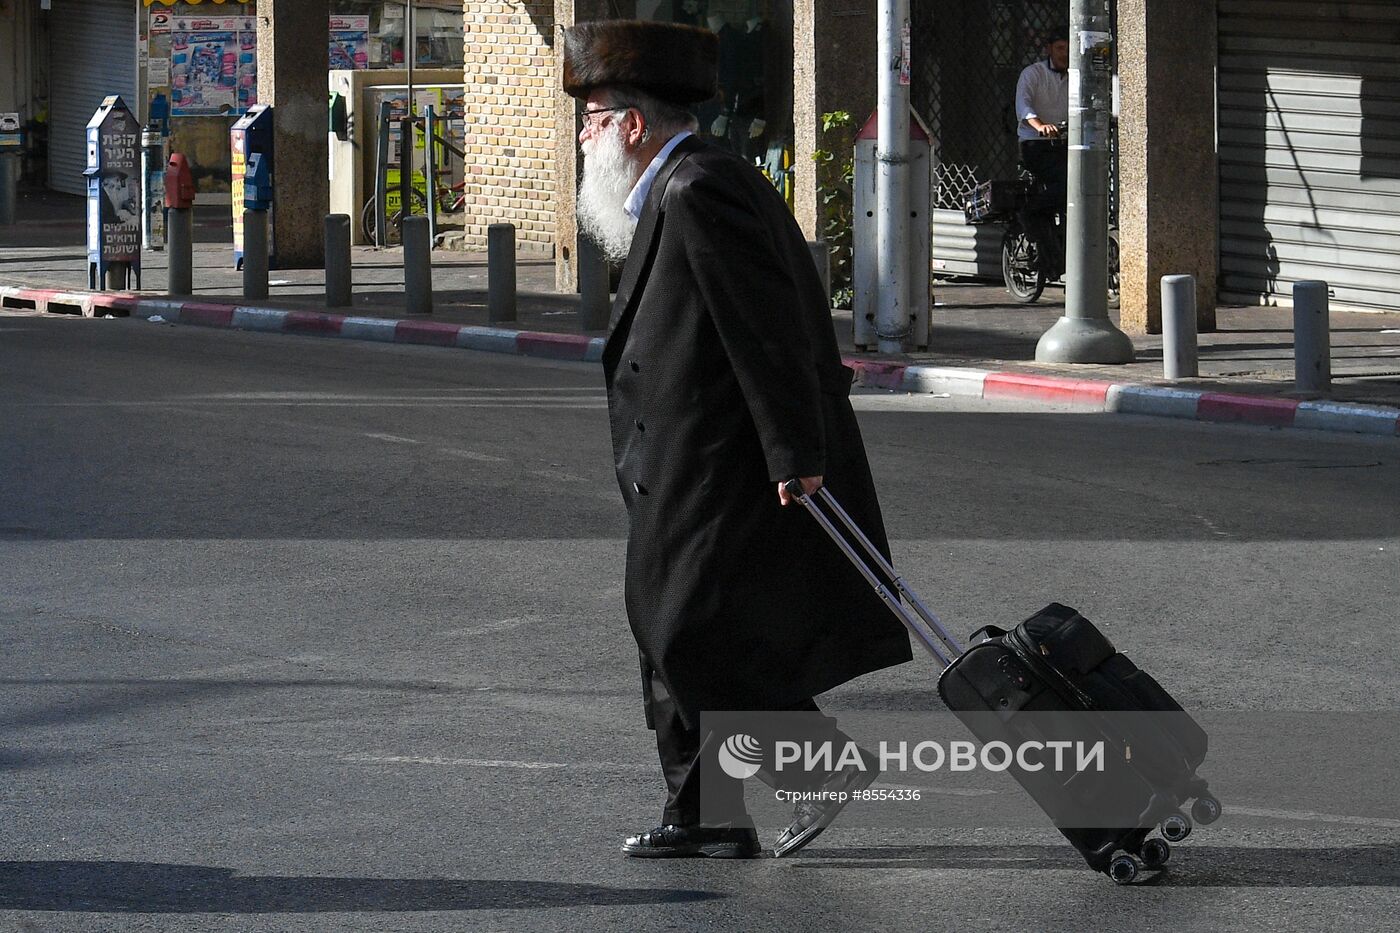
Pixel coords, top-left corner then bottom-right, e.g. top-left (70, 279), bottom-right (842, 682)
top-left (3, 313), bottom-right (1399, 932)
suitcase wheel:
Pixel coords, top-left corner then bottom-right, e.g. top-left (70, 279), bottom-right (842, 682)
top-left (1161, 811), bottom-right (1192, 843)
top-left (1192, 795), bottom-right (1222, 826)
top-left (1108, 853), bottom-right (1141, 885)
top-left (1140, 837), bottom-right (1171, 870)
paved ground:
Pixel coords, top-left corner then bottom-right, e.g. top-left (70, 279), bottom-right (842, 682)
top-left (5, 185), bottom-right (1399, 409)
top-left (3, 316), bottom-right (1398, 930)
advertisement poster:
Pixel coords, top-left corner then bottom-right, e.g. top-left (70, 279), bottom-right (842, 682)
top-left (92, 120), bottom-right (141, 262)
top-left (329, 15), bottom-right (371, 71)
top-left (169, 17), bottom-right (244, 116)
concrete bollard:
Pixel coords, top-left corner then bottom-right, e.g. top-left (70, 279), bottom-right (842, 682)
top-left (488, 222), bottom-right (517, 323)
top-left (325, 214), bottom-right (352, 308)
top-left (807, 239), bottom-right (831, 302)
top-left (577, 232), bottom-right (610, 331)
top-left (242, 209), bottom-right (270, 300)
top-left (167, 207), bottom-right (193, 294)
top-left (403, 215), bottom-right (433, 316)
top-left (1294, 280), bottom-right (1331, 392)
top-left (1160, 274), bottom-right (1199, 380)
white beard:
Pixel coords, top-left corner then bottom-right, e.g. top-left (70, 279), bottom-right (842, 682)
top-left (577, 123), bottom-right (641, 264)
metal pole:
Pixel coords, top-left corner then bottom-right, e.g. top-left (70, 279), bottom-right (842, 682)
top-left (424, 104), bottom-right (437, 244)
top-left (875, 0), bottom-right (911, 354)
top-left (1160, 274), bottom-right (1198, 380)
top-left (325, 214), bottom-right (353, 307)
top-left (0, 152), bottom-right (18, 225)
top-left (807, 239), bottom-right (831, 302)
top-left (576, 232), bottom-right (610, 331)
top-left (402, 0), bottom-right (416, 230)
top-left (243, 209), bottom-right (269, 299)
top-left (403, 215), bottom-right (433, 315)
top-left (1035, 1), bottom-right (1135, 364)
top-left (375, 99), bottom-right (391, 246)
top-left (405, 1), bottom-right (415, 111)
top-left (167, 207), bottom-right (193, 294)
top-left (488, 222), bottom-right (517, 323)
top-left (1294, 280), bottom-right (1331, 392)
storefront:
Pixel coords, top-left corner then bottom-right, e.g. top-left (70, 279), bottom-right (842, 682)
top-left (41, 0), bottom-right (464, 199)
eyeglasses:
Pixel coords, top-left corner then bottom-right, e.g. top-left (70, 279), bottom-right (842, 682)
top-left (577, 106), bottom-right (630, 129)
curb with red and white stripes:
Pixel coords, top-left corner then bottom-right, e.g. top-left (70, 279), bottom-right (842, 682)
top-left (4, 284), bottom-right (1397, 438)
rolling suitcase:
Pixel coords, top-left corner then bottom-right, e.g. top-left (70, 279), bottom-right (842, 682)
top-left (786, 481), bottom-right (1221, 883)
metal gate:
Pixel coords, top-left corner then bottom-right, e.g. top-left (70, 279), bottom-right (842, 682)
top-left (1218, 0), bottom-right (1400, 312)
top-left (47, 0), bottom-right (137, 196)
top-left (911, 1), bottom-right (1116, 279)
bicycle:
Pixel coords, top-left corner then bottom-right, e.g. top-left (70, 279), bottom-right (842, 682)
top-left (362, 120), bottom-right (468, 246)
top-left (360, 178), bottom-right (465, 246)
top-left (967, 127), bottom-right (1120, 306)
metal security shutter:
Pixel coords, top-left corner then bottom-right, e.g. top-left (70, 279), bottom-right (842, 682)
top-left (1218, 0), bottom-right (1400, 312)
top-left (47, 0), bottom-right (137, 196)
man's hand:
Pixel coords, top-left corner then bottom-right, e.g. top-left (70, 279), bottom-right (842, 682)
top-left (1036, 121), bottom-right (1060, 138)
top-left (778, 475), bottom-right (823, 506)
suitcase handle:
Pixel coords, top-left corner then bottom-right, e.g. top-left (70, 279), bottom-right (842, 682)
top-left (784, 480), bottom-right (965, 667)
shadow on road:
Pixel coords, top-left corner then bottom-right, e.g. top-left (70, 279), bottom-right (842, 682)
top-left (795, 843), bottom-right (1400, 887)
top-left (0, 861), bottom-right (722, 913)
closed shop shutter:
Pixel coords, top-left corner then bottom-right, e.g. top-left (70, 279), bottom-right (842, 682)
top-left (47, 0), bottom-right (137, 196)
top-left (1218, 0), bottom-right (1400, 312)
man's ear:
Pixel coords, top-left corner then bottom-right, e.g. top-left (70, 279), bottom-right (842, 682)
top-left (625, 110), bottom-right (648, 148)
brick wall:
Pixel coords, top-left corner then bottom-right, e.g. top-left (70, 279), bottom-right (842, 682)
top-left (462, 2), bottom-right (556, 255)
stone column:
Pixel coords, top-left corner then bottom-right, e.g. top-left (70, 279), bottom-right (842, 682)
top-left (1118, 0), bottom-right (1218, 334)
top-left (793, 0), bottom-right (877, 241)
top-left (551, 0), bottom-right (623, 291)
top-left (256, 0), bottom-right (329, 269)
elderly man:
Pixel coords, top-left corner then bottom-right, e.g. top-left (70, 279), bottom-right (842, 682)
top-left (564, 20), bottom-right (911, 860)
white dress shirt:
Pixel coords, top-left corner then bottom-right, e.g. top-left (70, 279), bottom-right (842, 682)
top-left (1015, 60), bottom-right (1069, 142)
top-left (624, 131), bottom-right (694, 222)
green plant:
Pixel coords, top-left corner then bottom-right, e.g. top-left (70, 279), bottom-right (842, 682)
top-left (813, 110), bottom-right (856, 309)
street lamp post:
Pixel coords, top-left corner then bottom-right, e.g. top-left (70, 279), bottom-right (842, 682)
top-left (1035, 0), bottom-right (1134, 364)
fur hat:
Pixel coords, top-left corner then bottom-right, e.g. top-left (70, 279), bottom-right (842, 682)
top-left (562, 20), bottom-right (718, 105)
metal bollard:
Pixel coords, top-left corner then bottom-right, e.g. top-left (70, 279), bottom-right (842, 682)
top-left (807, 239), bottom-right (831, 303)
top-left (167, 207), bottom-right (193, 294)
top-left (1294, 280), bottom-right (1331, 392)
top-left (0, 152), bottom-right (19, 226)
top-left (403, 215), bottom-right (433, 316)
top-left (488, 222), bottom-right (517, 323)
top-left (242, 209), bottom-right (269, 299)
top-left (1160, 274), bottom-right (1199, 380)
top-left (325, 214), bottom-right (352, 307)
top-left (577, 232), bottom-right (610, 331)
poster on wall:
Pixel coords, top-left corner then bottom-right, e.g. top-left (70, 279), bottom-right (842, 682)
top-left (169, 17), bottom-right (244, 116)
top-left (330, 15), bottom-right (371, 71)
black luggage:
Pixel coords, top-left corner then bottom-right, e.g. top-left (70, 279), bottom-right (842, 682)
top-left (786, 481), bottom-right (1221, 883)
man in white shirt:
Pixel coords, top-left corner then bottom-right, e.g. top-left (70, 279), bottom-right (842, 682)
top-left (1014, 28), bottom-right (1070, 270)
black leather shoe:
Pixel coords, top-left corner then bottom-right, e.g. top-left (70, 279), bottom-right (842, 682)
top-left (621, 824), bottom-right (761, 859)
top-left (772, 750), bottom-right (879, 858)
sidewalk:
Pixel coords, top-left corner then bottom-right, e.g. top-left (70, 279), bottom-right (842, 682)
top-left (3, 186), bottom-right (1399, 436)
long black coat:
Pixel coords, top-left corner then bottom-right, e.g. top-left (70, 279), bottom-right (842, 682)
top-left (602, 135), bottom-right (912, 728)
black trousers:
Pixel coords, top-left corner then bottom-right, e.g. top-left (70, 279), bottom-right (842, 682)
top-left (645, 668), bottom-right (849, 827)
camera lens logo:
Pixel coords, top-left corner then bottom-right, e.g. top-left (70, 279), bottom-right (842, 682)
top-left (718, 733), bottom-right (764, 780)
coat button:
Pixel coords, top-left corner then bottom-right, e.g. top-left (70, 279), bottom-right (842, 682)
top-left (633, 482), bottom-right (648, 496)
top-left (630, 360), bottom-right (641, 372)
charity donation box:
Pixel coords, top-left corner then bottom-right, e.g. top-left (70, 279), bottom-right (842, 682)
top-left (229, 104), bottom-right (274, 269)
top-left (84, 96), bottom-right (142, 290)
